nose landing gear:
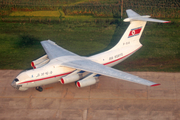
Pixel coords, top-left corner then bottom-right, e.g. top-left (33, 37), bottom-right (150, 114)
top-left (36, 86), bottom-right (43, 92)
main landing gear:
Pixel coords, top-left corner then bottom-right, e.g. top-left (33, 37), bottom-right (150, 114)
top-left (36, 86), bottom-right (43, 92)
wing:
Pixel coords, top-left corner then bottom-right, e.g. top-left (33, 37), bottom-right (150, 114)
top-left (41, 40), bottom-right (160, 87)
top-left (59, 56), bottom-right (159, 86)
top-left (41, 40), bottom-right (77, 60)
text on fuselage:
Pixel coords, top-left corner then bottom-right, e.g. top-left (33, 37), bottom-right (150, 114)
top-left (32, 71), bottom-right (53, 78)
top-left (109, 53), bottom-right (123, 61)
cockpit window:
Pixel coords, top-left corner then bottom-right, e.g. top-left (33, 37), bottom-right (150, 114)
top-left (14, 78), bottom-right (19, 82)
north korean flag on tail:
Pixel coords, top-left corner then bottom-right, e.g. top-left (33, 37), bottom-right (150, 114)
top-left (128, 27), bottom-right (142, 38)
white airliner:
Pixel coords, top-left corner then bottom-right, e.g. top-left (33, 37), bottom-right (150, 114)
top-left (11, 9), bottom-right (170, 91)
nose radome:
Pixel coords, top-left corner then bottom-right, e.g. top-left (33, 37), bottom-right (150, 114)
top-left (11, 80), bottom-right (16, 88)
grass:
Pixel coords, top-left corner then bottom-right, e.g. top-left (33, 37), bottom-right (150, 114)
top-left (0, 0), bottom-right (90, 6)
top-left (8, 10), bottom-right (96, 21)
top-left (0, 18), bottom-right (179, 71)
top-left (2, 0), bottom-right (179, 18)
top-left (9, 11), bottom-right (61, 17)
top-left (0, 0), bottom-right (180, 72)
top-left (0, 19), bottom-right (115, 69)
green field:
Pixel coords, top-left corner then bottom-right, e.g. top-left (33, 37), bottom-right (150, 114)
top-left (1, 0), bottom-right (180, 18)
top-left (0, 0), bottom-right (180, 71)
top-left (0, 18), bottom-right (179, 71)
top-left (9, 11), bottom-right (61, 17)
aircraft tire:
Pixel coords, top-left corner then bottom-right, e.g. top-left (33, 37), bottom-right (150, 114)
top-left (36, 86), bottom-right (43, 92)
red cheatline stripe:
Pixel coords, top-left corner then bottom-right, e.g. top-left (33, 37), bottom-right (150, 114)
top-left (151, 84), bottom-right (161, 87)
top-left (103, 46), bottom-right (142, 66)
top-left (18, 72), bottom-right (72, 84)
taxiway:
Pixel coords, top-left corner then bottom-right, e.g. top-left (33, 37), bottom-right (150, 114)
top-left (0, 70), bottom-right (180, 120)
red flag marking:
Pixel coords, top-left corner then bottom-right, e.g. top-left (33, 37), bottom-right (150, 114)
top-left (128, 27), bottom-right (142, 38)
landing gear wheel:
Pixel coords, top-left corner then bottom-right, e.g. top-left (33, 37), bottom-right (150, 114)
top-left (36, 86), bottom-right (43, 92)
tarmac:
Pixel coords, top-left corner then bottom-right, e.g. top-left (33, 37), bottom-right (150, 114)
top-left (0, 70), bottom-right (180, 120)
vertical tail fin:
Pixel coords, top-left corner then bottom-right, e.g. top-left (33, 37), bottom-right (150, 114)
top-left (110, 9), bottom-right (170, 51)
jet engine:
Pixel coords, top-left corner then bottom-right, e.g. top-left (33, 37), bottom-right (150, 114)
top-left (60, 70), bottom-right (83, 84)
top-left (31, 55), bottom-right (50, 69)
top-left (76, 74), bottom-right (99, 88)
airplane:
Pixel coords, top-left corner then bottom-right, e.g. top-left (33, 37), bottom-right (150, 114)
top-left (11, 9), bottom-right (170, 92)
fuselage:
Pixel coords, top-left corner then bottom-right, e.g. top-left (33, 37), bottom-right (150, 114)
top-left (11, 43), bottom-right (142, 91)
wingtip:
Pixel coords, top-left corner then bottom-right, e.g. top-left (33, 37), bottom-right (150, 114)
top-left (164, 21), bottom-right (171, 23)
top-left (151, 84), bottom-right (161, 87)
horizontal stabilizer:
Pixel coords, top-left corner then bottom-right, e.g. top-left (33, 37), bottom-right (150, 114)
top-left (124, 9), bottom-right (171, 23)
top-left (126, 9), bottom-right (141, 17)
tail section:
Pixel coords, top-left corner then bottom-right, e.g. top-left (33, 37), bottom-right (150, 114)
top-left (110, 9), bottom-right (170, 50)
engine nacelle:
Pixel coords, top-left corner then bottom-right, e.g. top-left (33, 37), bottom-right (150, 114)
top-left (60, 73), bottom-right (82, 84)
top-left (60, 70), bottom-right (84, 84)
top-left (31, 55), bottom-right (50, 69)
top-left (76, 75), bottom-right (99, 88)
